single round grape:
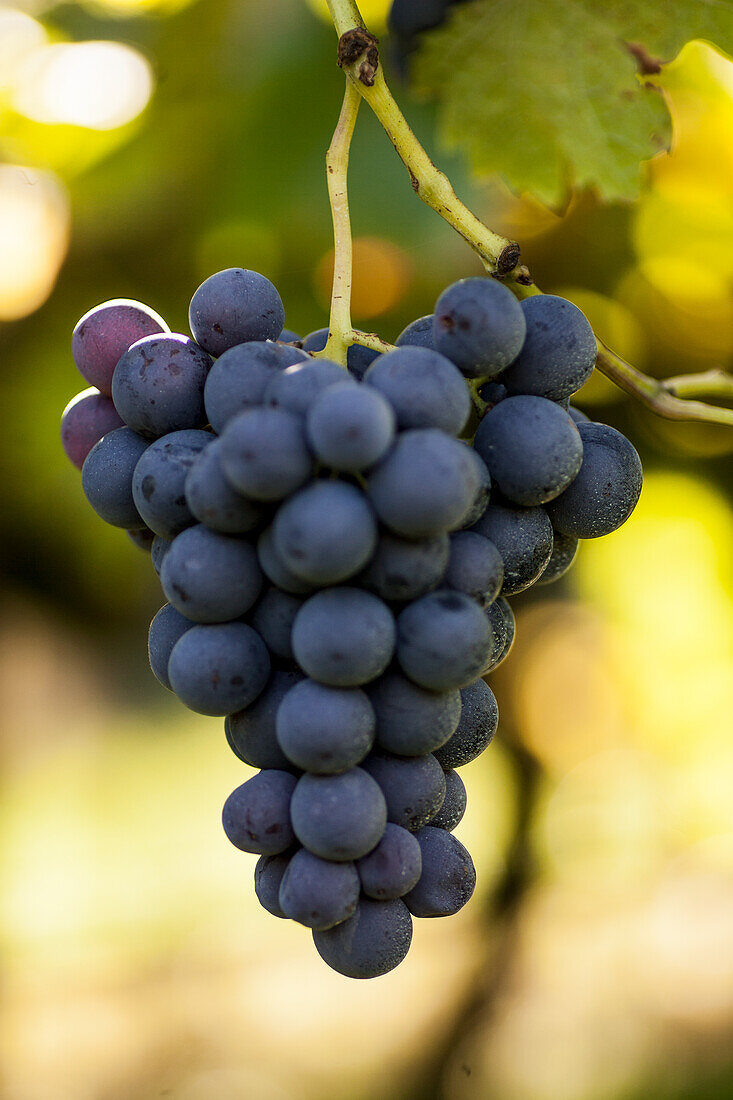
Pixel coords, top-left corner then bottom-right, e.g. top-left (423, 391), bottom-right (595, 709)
top-left (483, 597), bottom-right (515, 673)
top-left (272, 481), bottom-right (377, 585)
top-left (301, 329), bottom-right (381, 379)
top-left (254, 852), bottom-right (293, 918)
top-left (443, 531), bottom-right (504, 607)
top-left (474, 396), bottom-right (583, 506)
top-left (404, 827), bottom-right (476, 917)
top-left (313, 897), bottom-right (413, 979)
top-left (250, 587), bottom-right (304, 661)
top-left (161, 524), bottom-right (262, 623)
top-left (72, 299), bottom-right (167, 395)
top-left (362, 751), bottom-right (446, 832)
top-left (184, 439), bottom-right (264, 535)
top-left (368, 671), bottom-right (461, 757)
top-left (460, 446), bottom-right (492, 528)
top-left (151, 535), bottom-right (171, 577)
top-left (189, 268), bottom-right (285, 356)
top-left (219, 406), bottom-right (312, 502)
top-left (546, 422), bottom-right (643, 538)
top-left (395, 314), bottom-right (435, 351)
top-left (222, 769), bottom-right (297, 855)
top-left (126, 527), bottom-right (155, 552)
top-left (364, 346), bottom-right (470, 435)
top-left (168, 622), bottom-right (270, 716)
top-left (204, 340), bottom-right (308, 434)
top-left (307, 382), bottom-right (396, 471)
top-left (367, 429), bottom-right (481, 538)
top-left (359, 531), bottom-right (450, 602)
top-left (225, 668), bottom-right (303, 770)
top-left (257, 527), bottom-right (315, 596)
top-left (536, 530), bottom-right (580, 585)
top-left (429, 770), bottom-right (466, 831)
top-left (276, 679), bottom-right (375, 774)
top-left (501, 294), bottom-right (597, 401)
top-left (471, 502), bottom-right (553, 595)
top-left (279, 849), bottom-right (360, 930)
top-left (264, 358), bottom-right (353, 417)
top-left (434, 679), bottom-right (498, 769)
top-left (568, 406), bottom-right (589, 424)
top-left (357, 823), bottom-right (422, 900)
top-left (397, 590), bottom-right (492, 691)
top-left (290, 768), bottom-right (387, 861)
top-left (81, 426), bottom-right (149, 529)
top-left (292, 588), bottom-right (395, 687)
top-left (131, 429), bottom-right (212, 539)
top-left (112, 334), bottom-right (213, 438)
top-left (147, 604), bottom-right (194, 691)
top-left (433, 277), bottom-right (526, 378)
top-left (61, 388), bottom-right (125, 469)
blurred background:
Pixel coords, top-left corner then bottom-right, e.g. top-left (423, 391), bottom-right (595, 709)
top-left (1, 1), bottom-right (732, 1098)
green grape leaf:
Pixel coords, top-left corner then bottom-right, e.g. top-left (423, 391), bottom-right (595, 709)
top-left (411, 0), bottom-right (733, 207)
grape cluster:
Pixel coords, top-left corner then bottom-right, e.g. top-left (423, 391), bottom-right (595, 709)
top-left (61, 266), bottom-right (642, 979)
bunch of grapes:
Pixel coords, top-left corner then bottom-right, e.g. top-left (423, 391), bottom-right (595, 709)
top-left (61, 266), bottom-right (642, 979)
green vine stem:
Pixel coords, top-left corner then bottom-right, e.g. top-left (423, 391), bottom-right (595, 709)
top-left (321, 0), bottom-right (733, 429)
top-left (325, 0), bottom-right (520, 277)
top-left (322, 81), bottom-right (361, 366)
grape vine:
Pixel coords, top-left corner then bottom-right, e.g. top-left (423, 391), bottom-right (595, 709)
top-left (323, 0), bottom-right (733, 427)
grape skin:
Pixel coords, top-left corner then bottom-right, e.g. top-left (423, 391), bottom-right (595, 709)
top-left (357, 823), bottom-right (422, 900)
top-left (474, 395), bottom-right (583, 506)
top-left (368, 671), bottom-right (461, 757)
top-left (61, 388), bottom-right (125, 469)
top-left (131, 429), bottom-right (212, 539)
top-left (72, 299), bottom-right (167, 395)
top-left (168, 622), bottom-right (270, 716)
top-left (363, 751), bottom-right (447, 832)
top-left (112, 334), bottom-right (213, 439)
top-left (257, 527), bottom-right (316, 596)
top-left (546, 422), bottom-right (643, 538)
top-left (292, 588), bottom-right (396, 687)
top-left (81, 426), bottom-right (149, 529)
top-left (204, 340), bottom-right (308, 434)
top-left (394, 314), bottom-right (435, 351)
top-left (147, 604), bottom-right (194, 691)
top-left (483, 596), bottom-right (515, 674)
top-left (127, 527), bottom-right (155, 552)
top-left (222, 769), bottom-right (297, 856)
top-left (471, 501), bottom-right (553, 595)
top-left (434, 679), bottom-right (498, 769)
top-left (443, 531), bottom-right (504, 608)
top-left (272, 480), bottom-right (378, 585)
top-left (364, 346), bottom-right (470, 435)
top-left (189, 268), bottom-right (285, 356)
top-left (250, 587), bottom-right (304, 662)
top-left (307, 382), bottom-right (396, 471)
top-left (433, 277), bottom-right (526, 378)
top-left (429, 769), bottom-right (466, 832)
top-left (276, 679), bottom-right (376, 775)
top-left (279, 849), bottom-right (360, 930)
top-left (184, 438), bottom-right (264, 535)
top-left (301, 329), bottom-right (381, 379)
top-left (225, 668), bottom-right (302, 770)
top-left (396, 590), bottom-right (492, 691)
top-left (254, 852), bottom-right (293, 919)
top-left (264, 358), bottom-right (353, 417)
top-left (220, 406), bottom-right (313, 502)
top-left (404, 827), bottom-right (476, 918)
top-left (290, 768), bottom-right (387, 861)
top-left (368, 429), bottom-right (481, 538)
top-left (359, 531), bottom-right (449, 603)
top-left (501, 294), bottom-right (597, 401)
top-left (536, 530), bottom-right (580, 585)
top-left (313, 897), bottom-right (413, 979)
top-left (151, 535), bottom-right (171, 577)
top-left (161, 524), bottom-right (263, 623)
